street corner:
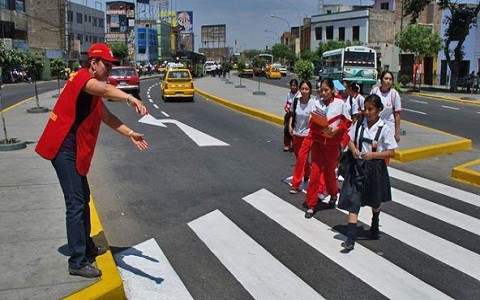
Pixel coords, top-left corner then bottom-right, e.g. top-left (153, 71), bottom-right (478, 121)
top-left (64, 197), bottom-right (125, 300)
top-left (451, 158), bottom-right (480, 187)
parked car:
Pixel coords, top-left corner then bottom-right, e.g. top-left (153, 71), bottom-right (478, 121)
top-left (160, 68), bottom-right (195, 101)
top-left (106, 66), bottom-right (140, 98)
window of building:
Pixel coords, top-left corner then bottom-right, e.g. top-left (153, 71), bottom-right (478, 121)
top-left (93, 17), bottom-right (97, 26)
top-left (67, 10), bottom-right (73, 22)
top-left (93, 36), bottom-right (98, 43)
top-left (84, 14), bottom-right (87, 22)
top-left (315, 27), bottom-right (322, 40)
top-left (139, 32), bottom-right (146, 40)
top-left (76, 13), bottom-right (83, 24)
top-left (352, 26), bottom-right (360, 41)
top-left (89, 15), bottom-right (91, 22)
top-left (339, 27), bottom-right (345, 41)
top-left (138, 46), bottom-right (146, 54)
top-left (326, 26), bottom-right (333, 40)
top-left (77, 34), bottom-right (83, 44)
top-left (380, 2), bottom-right (389, 10)
top-left (99, 18), bottom-right (104, 27)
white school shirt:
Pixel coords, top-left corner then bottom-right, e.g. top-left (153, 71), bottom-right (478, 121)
top-left (290, 97), bottom-right (316, 137)
top-left (370, 87), bottom-right (402, 132)
top-left (286, 91), bottom-right (299, 105)
top-left (345, 94), bottom-right (362, 119)
top-left (349, 117), bottom-right (398, 154)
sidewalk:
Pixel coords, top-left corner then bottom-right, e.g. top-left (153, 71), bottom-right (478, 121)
top-left (194, 74), bottom-right (479, 186)
top-left (0, 92), bottom-right (123, 299)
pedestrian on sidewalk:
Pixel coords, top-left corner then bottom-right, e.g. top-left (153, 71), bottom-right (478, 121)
top-left (35, 43), bottom-right (148, 278)
top-left (283, 79), bottom-right (299, 152)
top-left (288, 80), bottom-right (316, 194)
top-left (338, 94), bottom-right (397, 251)
top-left (304, 78), bottom-right (352, 218)
top-left (370, 71), bottom-right (402, 143)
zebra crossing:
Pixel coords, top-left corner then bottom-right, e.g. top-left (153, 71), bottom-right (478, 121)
top-left (117, 167), bottom-right (480, 299)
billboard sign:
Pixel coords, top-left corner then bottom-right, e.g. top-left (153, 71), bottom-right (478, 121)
top-left (177, 11), bottom-right (193, 33)
top-left (201, 24), bottom-right (226, 45)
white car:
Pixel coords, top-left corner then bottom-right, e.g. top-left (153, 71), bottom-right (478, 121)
top-left (273, 63), bottom-right (287, 76)
top-left (204, 61), bottom-right (215, 75)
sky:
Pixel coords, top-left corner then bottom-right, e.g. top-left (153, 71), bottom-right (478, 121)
top-left (75, 0), bottom-right (372, 51)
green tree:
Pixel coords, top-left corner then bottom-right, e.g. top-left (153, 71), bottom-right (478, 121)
top-left (242, 49), bottom-right (263, 61)
top-left (316, 40), bottom-right (362, 58)
top-left (395, 24), bottom-right (442, 89)
top-left (51, 58), bottom-right (66, 78)
top-left (294, 59), bottom-right (314, 81)
top-left (109, 43), bottom-right (128, 63)
top-left (271, 43), bottom-right (295, 63)
top-left (404, 0), bottom-right (480, 91)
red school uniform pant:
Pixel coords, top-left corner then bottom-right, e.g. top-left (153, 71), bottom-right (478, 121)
top-left (306, 142), bottom-right (339, 209)
top-left (291, 135), bottom-right (312, 189)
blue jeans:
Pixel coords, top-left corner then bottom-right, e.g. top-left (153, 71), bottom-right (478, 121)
top-left (52, 151), bottom-right (94, 269)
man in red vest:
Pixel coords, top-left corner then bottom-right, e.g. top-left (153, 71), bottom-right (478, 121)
top-left (36, 43), bottom-right (148, 278)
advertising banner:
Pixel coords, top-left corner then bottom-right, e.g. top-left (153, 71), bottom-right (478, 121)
top-left (177, 11), bottom-right (193, 33)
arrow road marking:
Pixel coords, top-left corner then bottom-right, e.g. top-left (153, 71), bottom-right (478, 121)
top-left (139, 114), bottom-right (230, 147)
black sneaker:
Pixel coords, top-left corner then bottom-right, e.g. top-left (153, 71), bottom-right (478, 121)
top-left (305, 208), bottom-right (315, 218)
top-left (69, 264), bottom-right (102, 278)
top-left (327, 198), bottom-right (337, 209)
top-left (341, 240), bottom-right (355, 251)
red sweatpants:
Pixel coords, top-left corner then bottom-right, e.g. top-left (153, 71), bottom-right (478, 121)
top-left (306, 142), bottom-right (339, 209)
top-left (291, 135), bottom-right (311, 189)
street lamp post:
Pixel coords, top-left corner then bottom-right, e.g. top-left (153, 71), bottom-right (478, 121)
top-left (270, 15), bottom-right (291, 34)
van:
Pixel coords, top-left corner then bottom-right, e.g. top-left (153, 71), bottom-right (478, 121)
top-left (204, 61), bottom-right (215, 75)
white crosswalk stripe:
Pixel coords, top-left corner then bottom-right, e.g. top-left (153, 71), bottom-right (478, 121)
top-left (188, 210), bottom-right (323, 300)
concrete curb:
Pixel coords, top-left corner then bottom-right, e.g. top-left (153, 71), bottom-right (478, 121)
top-left (412, 92), bottom-right (480, 106)
top-left (451, 158), bottom-right (480, 187)
top-left (64, 197), bottom-right (125, 300)
top-left (394, 139), bottom-right (472, 162)
top-left (196, 88), bottom-right (284, 126)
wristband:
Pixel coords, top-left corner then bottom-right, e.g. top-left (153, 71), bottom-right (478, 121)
top-left (128, 130), bottom-right (134, 137)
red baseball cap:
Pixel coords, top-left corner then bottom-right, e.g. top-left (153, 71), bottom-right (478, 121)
top-left (88, 43), bottom-right (118, 62)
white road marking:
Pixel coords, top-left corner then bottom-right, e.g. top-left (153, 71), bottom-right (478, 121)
top-left (115, 238), bottom-right (193, 299)
top-left (388, 167), bottom-right (480, 207)
top-left (441, 105), bottom-right (459, 110)
top-left (410, 99), bottom-right (428, 104)
top-left (161, 111), bottom-right (170, 117)
top-left (392, 188), bottom-right (480, 236)
top-left (139, 115), bottom-right (229, 146)
top-left (402, 108), bottom-right (427, 115)
top-left (353, 207), bottom-right (480, 282)
top-left (189, 210), bottom-right (323, 300)
top-left (149, 98), bottom-right (153, 103)
top-left (153, 104), bottom-right (159, 109)
top-left (243, 189), bottom-right (449, 299)
top-left (138, 114), bottom-right (167, 127)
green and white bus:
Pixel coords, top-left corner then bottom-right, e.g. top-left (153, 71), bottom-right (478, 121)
top-left (319, 46), bottom-right (377, 91)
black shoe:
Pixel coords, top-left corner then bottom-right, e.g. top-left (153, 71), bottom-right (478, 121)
top-left (305, 208), bottom-right (315, 218)
top-left (341, 240), bottom-right (355, 251)
top-left (369, 228), bottom-right (380, 240)
top-left (303, 176), bottom-right (309, 182)
top-left (69, 264), bottom-right (102, 278)
top-left (87, 245), bottom-right (108, 258)
top-left (327, 198), bottom-right (337, 209)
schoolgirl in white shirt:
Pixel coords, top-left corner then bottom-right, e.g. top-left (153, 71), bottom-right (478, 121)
top-left (370, 71), bottom-right (402, 143)
top-left (283, 79), bottom-right (299, 151)
top-left (338, 93), bottom-right (398, 251)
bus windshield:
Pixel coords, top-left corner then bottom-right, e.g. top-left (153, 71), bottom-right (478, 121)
top-left (344, 52), bottom-right (375, 67)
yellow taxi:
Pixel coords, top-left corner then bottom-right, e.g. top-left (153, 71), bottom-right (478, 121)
top-left (161, 68), bottom-right (195, 101)
top-left (266, 67), bottom-right (282, 79)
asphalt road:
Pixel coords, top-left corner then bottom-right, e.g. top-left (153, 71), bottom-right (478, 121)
top-left (0, 80), bottom-right (62, 109)
top-left (88, 78), bottom-right (480, 299)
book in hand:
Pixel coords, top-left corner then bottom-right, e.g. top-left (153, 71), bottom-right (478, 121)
top-left (310, 110), bottom-right (329, 127)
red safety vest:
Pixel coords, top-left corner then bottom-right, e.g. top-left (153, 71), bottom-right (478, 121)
top-left (36, 68), bottom-right (103, 176)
